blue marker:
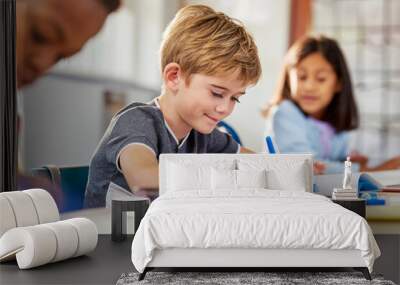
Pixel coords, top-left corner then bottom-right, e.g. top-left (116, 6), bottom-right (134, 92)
top-left (360, 192), bottom-right (386, 206)
top-left (265, 136), bottom-right (279, 154)
top-left (366, 198), bottom-right (385, 206)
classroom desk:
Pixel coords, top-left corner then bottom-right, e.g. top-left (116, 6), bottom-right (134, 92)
top-left (0, 235), bottom-right (134, 285)
top-left (60, 207), bottom-right (113, 234)
top-left (367, 205), bottom-right (400, 234)
top-left (369, 221), bottom-right (400, 235)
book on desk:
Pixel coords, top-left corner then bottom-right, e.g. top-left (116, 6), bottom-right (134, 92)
top-left (314, 170), bottom-right (400, 220)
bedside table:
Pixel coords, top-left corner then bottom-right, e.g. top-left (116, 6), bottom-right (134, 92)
top-left (111, 197), bottom-right (150, 241)
top-left (332, 199), bottom-right (366, 218)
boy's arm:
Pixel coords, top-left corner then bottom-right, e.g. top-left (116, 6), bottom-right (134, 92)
top-left (119, 144), bottom-right (159, 191)
top-left (240, 146), bottom-right (254, 153)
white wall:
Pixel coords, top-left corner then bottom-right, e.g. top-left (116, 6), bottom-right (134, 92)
top-left (127, 0), bottom-right (180, 88)
top-left (186, 0), bottom-right (290, 152)
top-left (20, 77), bottom-right (104, 169)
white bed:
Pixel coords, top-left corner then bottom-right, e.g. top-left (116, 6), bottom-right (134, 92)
top-left (131, 154), bottom-right (380, 280)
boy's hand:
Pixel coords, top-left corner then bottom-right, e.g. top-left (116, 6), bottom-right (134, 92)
top-left (240, 147), bottom-right (254, 153)
top-left (313, 161), bottom-right (326, 175)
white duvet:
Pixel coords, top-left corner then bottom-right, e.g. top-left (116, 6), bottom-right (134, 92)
top-left (131, 190), bottom-right (380, 273)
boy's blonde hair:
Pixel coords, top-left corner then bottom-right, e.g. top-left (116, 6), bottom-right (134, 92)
top-left (160, 5), bottom-right (261, 86)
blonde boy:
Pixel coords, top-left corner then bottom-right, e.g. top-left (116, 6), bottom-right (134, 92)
top-left (85, 5), bottom-right (261, 207)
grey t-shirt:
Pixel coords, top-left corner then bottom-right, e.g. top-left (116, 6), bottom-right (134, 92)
top-left (84, 99), bottom-right (239, 208)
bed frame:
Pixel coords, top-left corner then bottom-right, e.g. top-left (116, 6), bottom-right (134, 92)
top-left (138, 154), bottom-right (372, 281)
top-left (139, 248), bottom-right (370, 280)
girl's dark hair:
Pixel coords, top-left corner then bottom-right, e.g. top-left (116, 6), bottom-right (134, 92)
top-left (261, 34), bottom-right (359, 132)
top-left (97, 0), bottom-right (120, 12)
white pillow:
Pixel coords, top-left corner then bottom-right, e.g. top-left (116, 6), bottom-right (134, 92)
top-left (211, 169), bottom-right (268, 190)
top-left (236, 169), bottom-right (268, 189)
top-left (266, 162), bottom-right (308, 191)
top-left (237, 159), bottom-right (310, 192)
top-left (167, 162), bottom-right (211, 191)
top-left (211, 168), bottom-right (237, 190)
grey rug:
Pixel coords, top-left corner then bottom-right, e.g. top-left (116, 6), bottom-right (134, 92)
top-left (116, 271), bottom-right (396, 285)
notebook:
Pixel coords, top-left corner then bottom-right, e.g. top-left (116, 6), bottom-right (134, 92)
top-left (105, 182), bottom-right (136, 208)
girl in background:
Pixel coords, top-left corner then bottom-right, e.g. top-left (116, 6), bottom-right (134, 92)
top-left (262, 35), bottom-right (400, 174)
